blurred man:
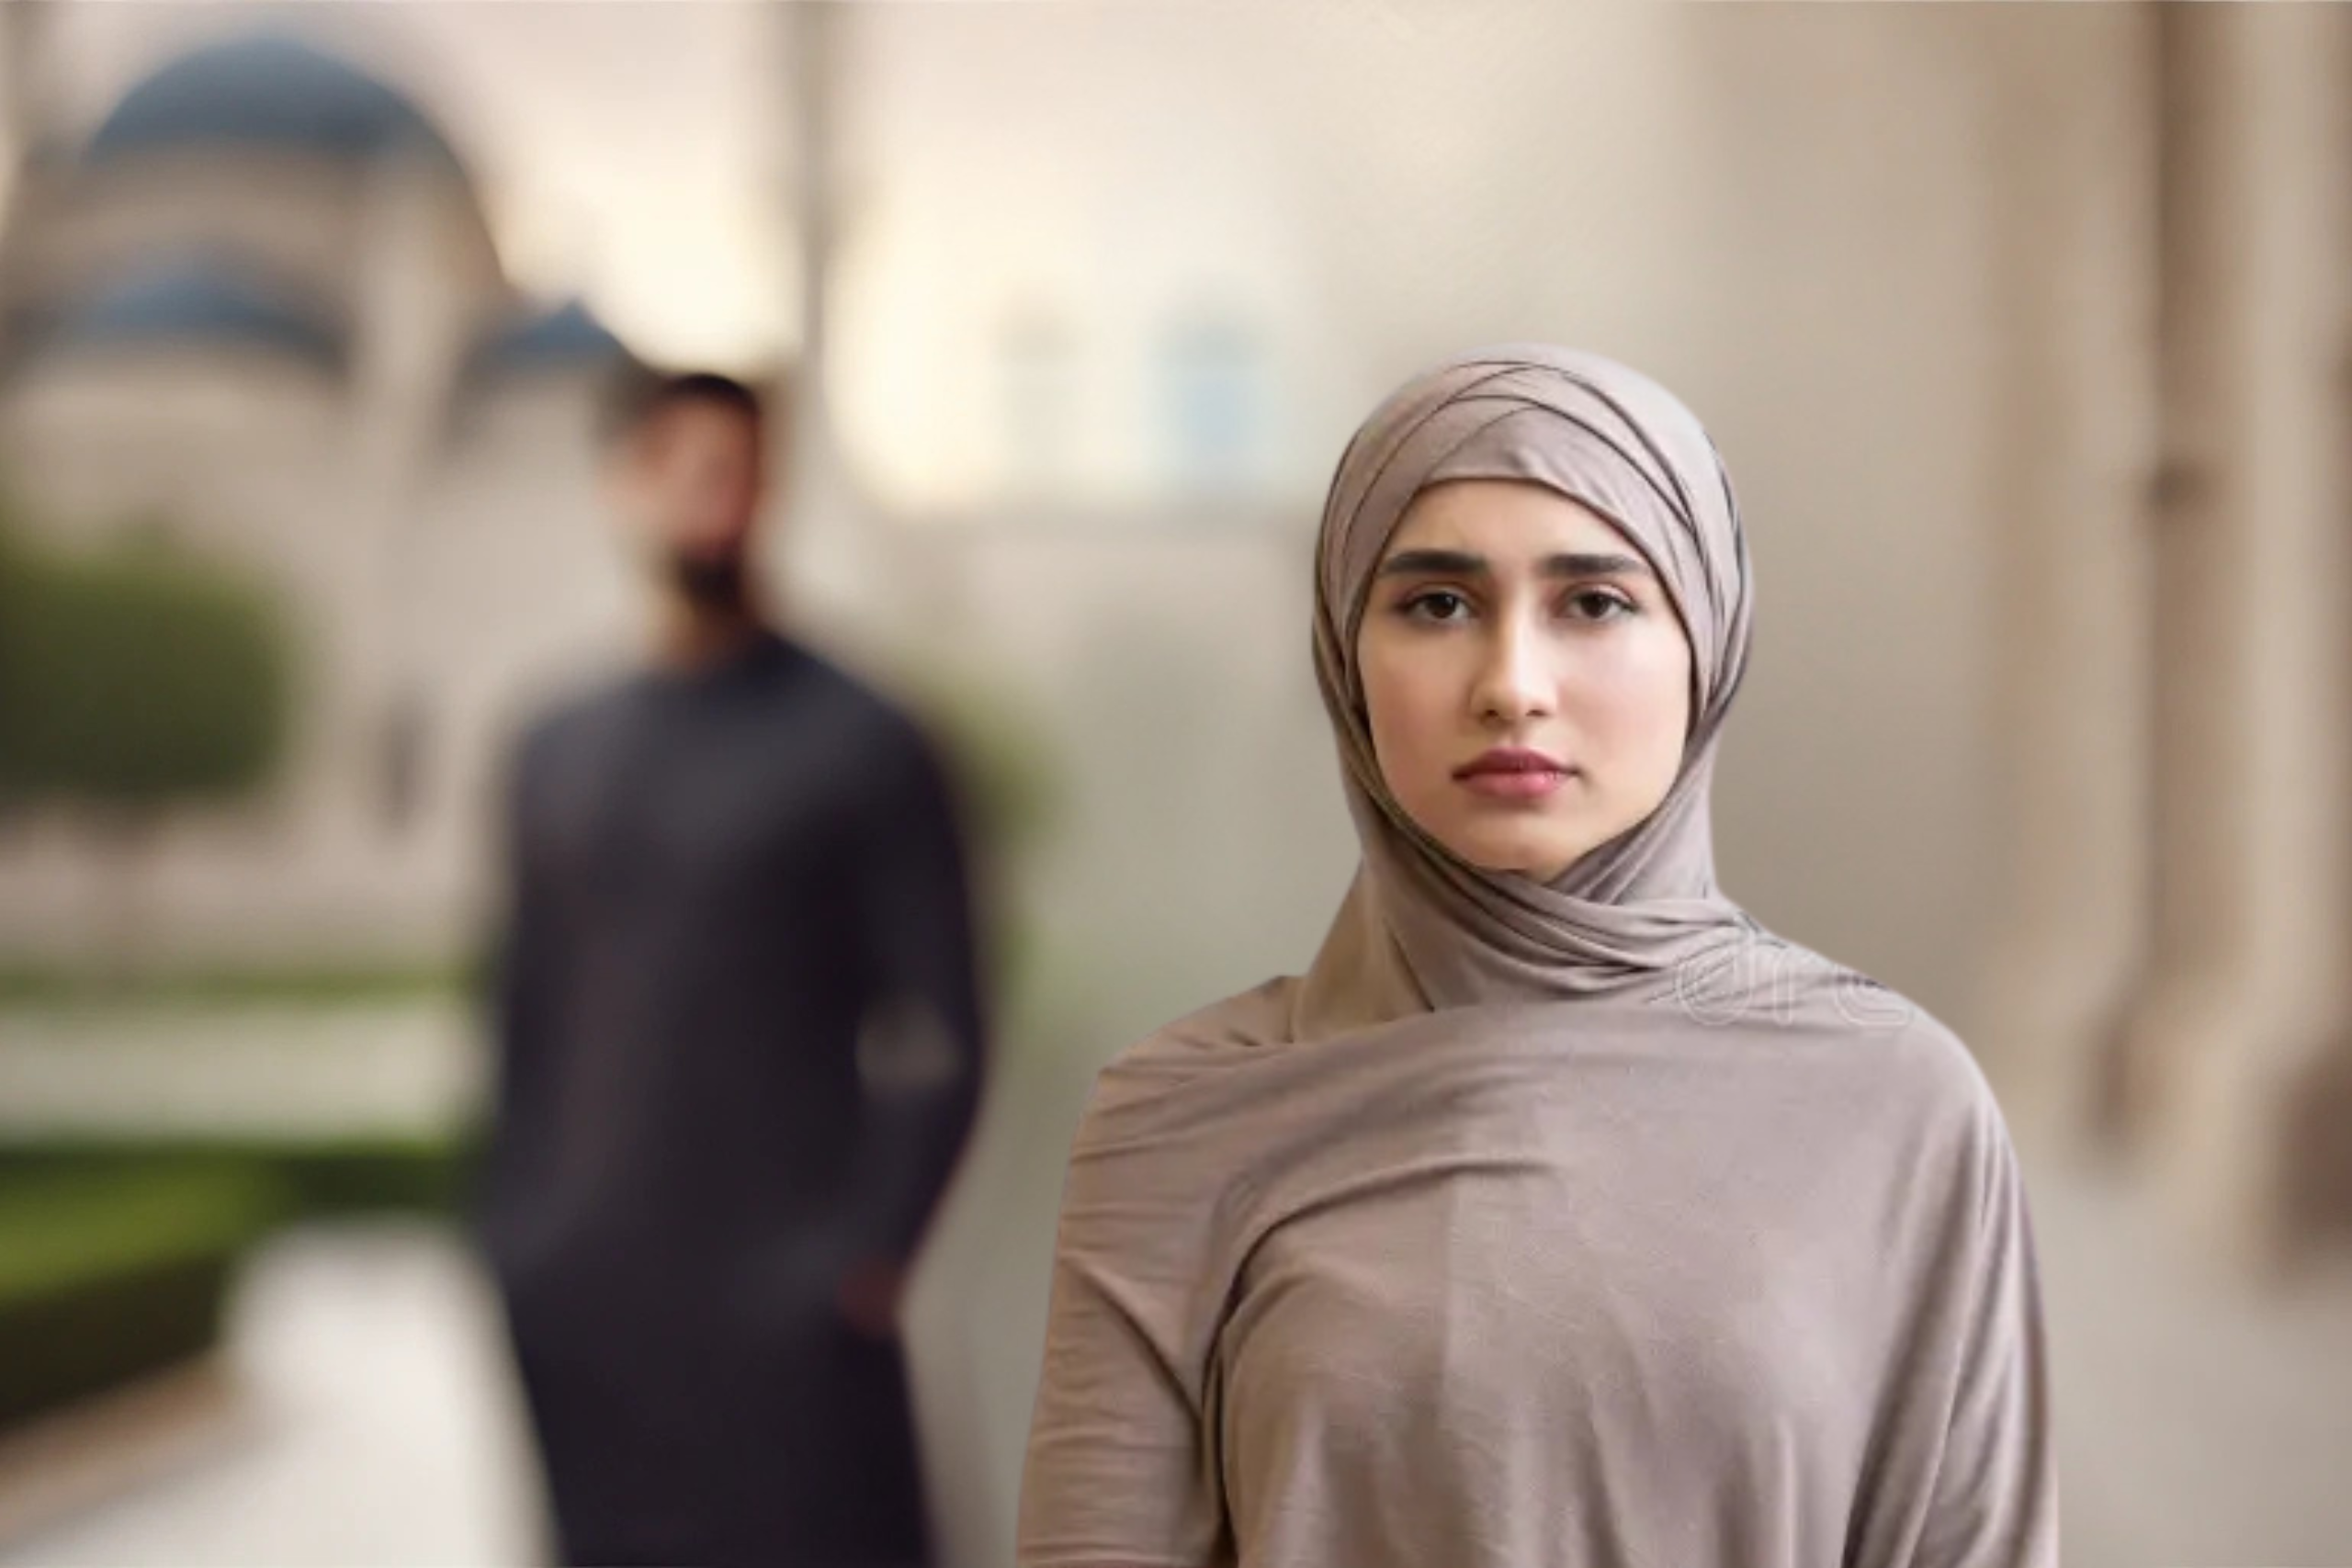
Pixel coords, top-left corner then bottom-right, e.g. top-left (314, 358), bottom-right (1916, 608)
top-left (477, 371), bottom-right (987, 1568)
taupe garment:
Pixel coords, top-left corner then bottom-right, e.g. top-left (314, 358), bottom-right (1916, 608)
top-left (1017, 346), bottom-right (2055, 1568)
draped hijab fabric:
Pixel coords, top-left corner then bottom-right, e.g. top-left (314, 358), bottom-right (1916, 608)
top-left (1295, 344), bottom-right (1761, 1035)
top-left (1017, 345), bottom-right (2057, 1568)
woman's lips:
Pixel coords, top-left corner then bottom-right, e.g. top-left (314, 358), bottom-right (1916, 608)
top-left (1454, 749), bottom-right (1573, 801)
top-left (1457, 768), bottom-right (1569, 801)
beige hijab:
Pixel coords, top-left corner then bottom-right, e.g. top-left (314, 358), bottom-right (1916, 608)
top-left (1294, 343), bottom-right (1763, 1038)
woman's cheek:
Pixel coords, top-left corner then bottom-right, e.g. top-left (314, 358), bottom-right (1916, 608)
top-left (1566, 637), bottom-right (1690, 757)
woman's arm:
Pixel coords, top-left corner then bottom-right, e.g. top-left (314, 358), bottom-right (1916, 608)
top-left (1018, 1089), bottom-right (1232, 1568)
top-left (1909, 1107), bottom-right (2059, 1568)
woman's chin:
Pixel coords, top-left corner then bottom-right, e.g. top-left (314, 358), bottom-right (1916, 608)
top-left (1448, 829), bottom-right (1593, 884)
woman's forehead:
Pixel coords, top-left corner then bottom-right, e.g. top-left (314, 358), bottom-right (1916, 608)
top-left (1385, 479), bottom-right (1637, 558)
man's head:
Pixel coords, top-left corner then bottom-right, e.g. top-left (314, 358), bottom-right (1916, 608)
top-left (603, 370), bottom-right (775, 612)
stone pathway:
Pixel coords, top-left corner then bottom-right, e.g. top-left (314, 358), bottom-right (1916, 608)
top-left (0, 1223), bottom-right (544, 1568)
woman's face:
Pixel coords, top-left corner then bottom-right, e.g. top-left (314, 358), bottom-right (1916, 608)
top-left (1356, 479), bottom-right (1692, 883)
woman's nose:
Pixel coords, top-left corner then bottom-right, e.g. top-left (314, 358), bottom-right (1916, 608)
top-left (1472, 615), bottom-right (1555, 725)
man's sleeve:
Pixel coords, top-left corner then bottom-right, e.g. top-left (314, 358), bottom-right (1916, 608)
top-left (838, 716), bottom-right (991, 1261)
top-left (473, 724), bottom-right (559, 1258)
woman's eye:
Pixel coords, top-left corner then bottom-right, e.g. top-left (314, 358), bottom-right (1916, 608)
top-left (1404, 590), bottom-right (1472, 624)
top-left (1565, 588), bottom-right (1635, 623)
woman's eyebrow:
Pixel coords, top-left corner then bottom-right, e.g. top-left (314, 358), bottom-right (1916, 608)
top-left (1376, 548), bottom-right (1487, 579)
top-left (1374, 548), bottom-right (1652, 579)
top-left (1541, 551), bottom-right (1653, 579)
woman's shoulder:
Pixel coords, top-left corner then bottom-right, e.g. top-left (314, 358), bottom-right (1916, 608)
top-left (1732, 927), bottom-right (2015, 1149)
top-left (1874, 998), bottom-right (2014, 1157)
top-left (1071, 976), bottom-right (1298, 1137)
top-left (1099, 976), bottom-right (1296, 1076)
top-left (1790, 964), bottom-right (2035, 1241)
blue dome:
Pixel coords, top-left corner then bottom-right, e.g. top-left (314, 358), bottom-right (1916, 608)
top-left (473, 299), bottom-right (627, 370)
top-left (86, 32), bottom-right (459, 167)
top-left (32, 259), bottom-right (346, 372)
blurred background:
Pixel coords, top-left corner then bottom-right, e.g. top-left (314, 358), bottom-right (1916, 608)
top-left (0, 1), bottom-right (2347, 1564)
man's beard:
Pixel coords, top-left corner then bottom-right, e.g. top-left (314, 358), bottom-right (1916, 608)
top-left (666, 548), bottom-right (750, 613)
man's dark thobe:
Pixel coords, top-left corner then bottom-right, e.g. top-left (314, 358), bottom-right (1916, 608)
top-left (477, 630), bottom-right (986, 1567)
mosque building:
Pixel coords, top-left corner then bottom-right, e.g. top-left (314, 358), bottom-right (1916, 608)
top-left (0, 26), bottom-right (640, 963)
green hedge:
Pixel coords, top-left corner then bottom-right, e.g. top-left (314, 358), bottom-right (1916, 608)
top-left (0, 1162), bottom-right (287, 1429)
top-left (0, 518), bottom-right (292, 810)
top-left (0, 1135), bottom-right (476, 1433)
top-left (0, 962), bottom-right (466, 1010)
top-left (0, 1134), bottom-right (477, 1222)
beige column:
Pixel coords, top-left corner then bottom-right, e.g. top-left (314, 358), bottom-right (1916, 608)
top-left (1971, 4), bottom-right (2162, 1145)
top-left (771, 1), bottom-right (925, 667)
top-left (2120, 3), bottom-right (2352, 1269)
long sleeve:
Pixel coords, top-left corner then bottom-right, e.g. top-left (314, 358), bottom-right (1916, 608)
top-left (1017, 1085), bottom-right (1230, 1568)
top-left (472, 724), bottom-right (560, 1263)
top-left (1916, 1123), bottom-right (2059, 1567)
top-left (836, 718), bottom-right (989, 1262)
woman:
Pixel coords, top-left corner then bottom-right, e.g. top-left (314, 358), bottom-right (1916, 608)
top-left (1017, 345), bottom-right (2055, 1568)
